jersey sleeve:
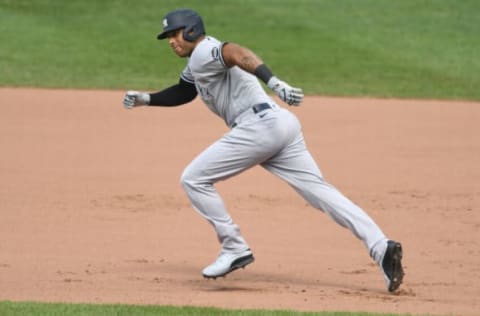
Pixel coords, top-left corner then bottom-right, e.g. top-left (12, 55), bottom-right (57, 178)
top-left (216, 41), bottom-right (229, 68)
top-left (189, 38), bottom-right (228, 76)
top-left (180, 65), bottom-right (195, 84)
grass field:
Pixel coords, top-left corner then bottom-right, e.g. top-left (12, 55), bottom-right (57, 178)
top-left (0, 0), bottom-right (479, 100)
top-left (0, 301), bottom-right (420, 316)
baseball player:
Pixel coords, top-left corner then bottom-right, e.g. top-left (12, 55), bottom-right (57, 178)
top-left (123, 9), bottom-right (404, 292)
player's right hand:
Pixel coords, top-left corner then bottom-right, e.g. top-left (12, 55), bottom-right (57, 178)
top-left (267, 77), bottom-right (304, 106)
top-left (123, 91), bottom-right (150, 109)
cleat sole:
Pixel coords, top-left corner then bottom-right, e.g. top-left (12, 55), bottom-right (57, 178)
top-left (203, 254), bottom-right (254, 279)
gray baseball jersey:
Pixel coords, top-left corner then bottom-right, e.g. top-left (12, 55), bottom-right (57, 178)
top-left (181, 36), bottom-right (272, 127)
top-left (179, 36), bottom-right (389, 265)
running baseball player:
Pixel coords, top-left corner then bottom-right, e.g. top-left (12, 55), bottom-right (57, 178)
top-left (123, 8), bottom-right (404, 292)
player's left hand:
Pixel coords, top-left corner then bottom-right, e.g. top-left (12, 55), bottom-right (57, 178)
top-left (123, 91), bottom-right (150, 109)
top-left (267, 77), bottom-right (304, 106)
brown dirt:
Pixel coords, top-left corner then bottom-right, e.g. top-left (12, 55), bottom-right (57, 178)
top-left (0, 87), bottom-right (479, 315)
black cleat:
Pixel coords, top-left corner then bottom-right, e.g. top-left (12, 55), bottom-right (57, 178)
top-left (382, 240), bottom-right (405, 292)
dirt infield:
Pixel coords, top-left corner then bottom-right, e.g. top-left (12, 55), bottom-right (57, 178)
top-left (0, 88), bottom-right (479, 315)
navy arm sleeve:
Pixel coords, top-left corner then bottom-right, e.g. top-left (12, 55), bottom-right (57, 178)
top-left (148, 78), bottom-right (197, 107)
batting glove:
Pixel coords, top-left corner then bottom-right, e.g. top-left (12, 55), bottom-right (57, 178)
top-left (123, 91), bottom-right (150, 109)
top-left (267, 77), bottom-right (304, 106)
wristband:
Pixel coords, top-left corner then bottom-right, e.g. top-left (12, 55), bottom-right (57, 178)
top-left (254, 64), bottom-right (274, 84)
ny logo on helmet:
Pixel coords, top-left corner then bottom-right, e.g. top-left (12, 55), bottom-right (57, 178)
top-left (163, 19), bottom-right (168, 28)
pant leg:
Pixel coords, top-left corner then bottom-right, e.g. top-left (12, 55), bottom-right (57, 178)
top-left (180, 115), bottom-right (286, 253)
top-left (262, 116), bottom-right (387, 263)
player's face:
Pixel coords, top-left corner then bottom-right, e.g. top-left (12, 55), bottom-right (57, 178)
top-left (166, 29), bottom-right (195, 57)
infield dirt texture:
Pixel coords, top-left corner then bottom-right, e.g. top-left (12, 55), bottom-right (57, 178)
top-left (0, 88), bottom-right (478, 315)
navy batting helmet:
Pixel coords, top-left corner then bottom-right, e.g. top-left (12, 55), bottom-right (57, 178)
top-left (157, 9), bottom-right (205, 42)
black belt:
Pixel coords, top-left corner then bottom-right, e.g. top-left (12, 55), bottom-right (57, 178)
top-left (252, 103), bottom-right (272, 113)
top-left (231, 103), bottom-right (272, 128)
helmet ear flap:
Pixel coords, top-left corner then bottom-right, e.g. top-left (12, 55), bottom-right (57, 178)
top-left (182, 25), bottom-right (196, 42)
top-left (182, 16), bottom-right (204, 42)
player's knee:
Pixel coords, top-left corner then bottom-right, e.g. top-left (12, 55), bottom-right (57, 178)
top-left (180, 167), bottom-right (214, 194)
top-left (180, 167), bottom-right (198, 190)
top-left (180, 169), bottom-right (192, 190)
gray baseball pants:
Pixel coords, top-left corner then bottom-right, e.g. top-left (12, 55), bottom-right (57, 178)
top-left (180, 105), bottom-right (387, 264)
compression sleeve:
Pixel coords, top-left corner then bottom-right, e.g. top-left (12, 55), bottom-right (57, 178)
top-left (148, 78), bottom-right (197, 106)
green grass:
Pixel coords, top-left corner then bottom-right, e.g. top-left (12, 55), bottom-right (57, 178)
top-left (0, 0), bottom-right (479, 100)
top-left (0, 301), bottom-right (420, 316)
